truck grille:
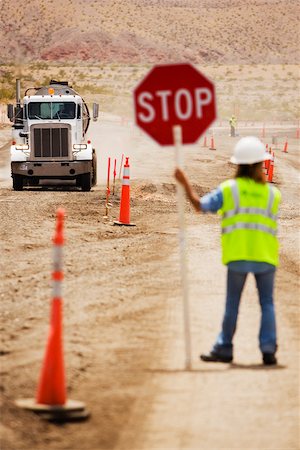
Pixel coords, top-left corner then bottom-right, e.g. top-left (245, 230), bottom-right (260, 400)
top-left (32, 126), bottom-right (69, 159)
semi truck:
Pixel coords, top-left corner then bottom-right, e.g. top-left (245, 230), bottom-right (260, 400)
top-left (7, 79), bottom-right (99, 191)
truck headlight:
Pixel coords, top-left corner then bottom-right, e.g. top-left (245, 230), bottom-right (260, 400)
top-left (73, 144), bottom-right (87, 150)
top-left (15, 144), bottom-right (29, 150)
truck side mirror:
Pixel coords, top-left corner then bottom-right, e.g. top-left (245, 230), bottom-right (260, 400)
top-left (93, 103), bottom-right (99, 121)
top-left (7, 104), bottom-right (14, 122)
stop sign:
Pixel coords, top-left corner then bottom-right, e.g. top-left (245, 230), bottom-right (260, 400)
top-left (134, 63), bottom-right (216, 146)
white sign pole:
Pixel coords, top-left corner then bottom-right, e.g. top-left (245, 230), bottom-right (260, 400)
top-left (173, 125), bottom-right (192, 371)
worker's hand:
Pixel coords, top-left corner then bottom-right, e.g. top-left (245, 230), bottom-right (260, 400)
top-left (174, 167), bottom-right (201, 212)
top-left (174, 167), bottom-right (187, 186)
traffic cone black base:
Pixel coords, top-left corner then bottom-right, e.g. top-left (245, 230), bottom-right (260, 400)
top-left (15, 398), bottom-right (89, 422)
top-left (113, 220), bottom-right (136, 227)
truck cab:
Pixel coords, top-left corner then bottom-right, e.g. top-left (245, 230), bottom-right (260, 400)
top-left (8, 80), bottom-right (99, 191)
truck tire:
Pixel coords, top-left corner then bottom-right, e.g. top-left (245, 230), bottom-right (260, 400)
top-left (81, 173), bottom-right (92, 191)
top-left (12, 174), bottom-right (23, 191)
top-left (92, 150), bottom-right (97, 186)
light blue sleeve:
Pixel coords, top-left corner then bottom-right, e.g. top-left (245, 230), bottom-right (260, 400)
top-left (200, 187), bottom-right (223, 213)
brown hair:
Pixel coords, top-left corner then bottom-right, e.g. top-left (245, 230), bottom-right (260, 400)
top-left (235, 162), bottom-right (266, 184)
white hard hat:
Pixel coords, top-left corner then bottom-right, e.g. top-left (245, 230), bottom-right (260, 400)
top-left (230, 136), bottom-right (272, 164)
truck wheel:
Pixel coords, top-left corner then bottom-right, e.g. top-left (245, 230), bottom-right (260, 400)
top-left (81, 173), bottom-right (92, 191)
top-left (12, 174), bottom-right (23, 191)
top-left (92, 150), bottom-right (97, 186)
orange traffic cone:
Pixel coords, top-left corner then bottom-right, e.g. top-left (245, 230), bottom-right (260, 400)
top-left (15, 209), bottom-right (89, 422)
top-left (114, 157), bottom-right (136, 226)
top-left (37, 209), bottom-right (66, 405)
top-left (266, 147), bottom-right (272, 174)
top-left (36, 299), bottom-right (66, 405)
top-left (268, 153), bottom-right (274, 183)
top-left (209, 136), bottom-right (216, 150)
top-left (202, 135), bottom-right (207, 147)
top-left (283, 140), bottom-right (288, 153)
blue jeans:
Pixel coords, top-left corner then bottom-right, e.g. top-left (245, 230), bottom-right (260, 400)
top-left (212, 267), bottom-right (277, 357)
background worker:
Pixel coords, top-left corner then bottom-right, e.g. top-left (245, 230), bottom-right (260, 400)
top-left (229, 114), bottom-right (237, 137)
top-left (174, 136), bottom-right (281, 365)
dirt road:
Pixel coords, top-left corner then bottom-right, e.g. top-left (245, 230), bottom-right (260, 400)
top-left (1, 119), bottom-right (299, 450)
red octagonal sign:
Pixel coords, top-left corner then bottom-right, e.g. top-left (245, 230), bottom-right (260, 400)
top-left (134, 63), bottom-right (216, 146)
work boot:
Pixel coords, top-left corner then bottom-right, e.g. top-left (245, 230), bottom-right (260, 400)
top-left (263, 353), bottom-right (277, 365)
top-left (200, 351), bottom-right (233, 363)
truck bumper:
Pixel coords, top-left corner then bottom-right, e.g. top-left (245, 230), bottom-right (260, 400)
top-left (11, 161), bottom-right (92, 179)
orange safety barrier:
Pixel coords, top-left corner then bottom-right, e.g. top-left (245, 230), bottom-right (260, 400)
top-left (112, 158), bottom-right (117, 195)
top-left (202, 135), bottom-right (207, 147)
top-left (104, 157), bottom-right (111, 217)
top-left (283, 140), bottom-right (288, 153)
top-left (264, 144), bottom-right (269, 169)
top-left (15, 209), bottom-right (89, 421)
top-left (114, 157), bottom-right (135, 226)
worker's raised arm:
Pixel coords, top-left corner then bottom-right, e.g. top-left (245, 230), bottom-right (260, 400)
top-left (174, 168), bottom-right (201, 212)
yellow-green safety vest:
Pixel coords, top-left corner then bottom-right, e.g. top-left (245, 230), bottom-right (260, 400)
top-left (219, 178), bottom-right (281, 266)
top-left (230, 117), bottom-right (237, 127)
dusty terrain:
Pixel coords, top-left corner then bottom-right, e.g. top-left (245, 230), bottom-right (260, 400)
top-left (0, 0), bottom-right (299, 448)
top-left (1, 63), bottom-right (299, 121)
top-left (0, 0), bottom-right (299, 64)
top-left (0, 116), bottom-right (299, 449)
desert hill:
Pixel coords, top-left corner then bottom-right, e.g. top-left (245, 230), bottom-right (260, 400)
top-left (0, 0), bottom-right (299, 64)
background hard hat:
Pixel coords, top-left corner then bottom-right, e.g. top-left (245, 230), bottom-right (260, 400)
top-left (231, 136), bottom-right (272, 164)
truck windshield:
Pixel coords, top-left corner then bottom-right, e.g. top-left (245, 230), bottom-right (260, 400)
top-left (28, 102), bottom-right (76, 120)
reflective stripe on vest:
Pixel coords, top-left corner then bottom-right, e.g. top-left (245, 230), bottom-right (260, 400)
top-left (222, 222), bottom-right (277, 236)
top-left (222, 180), bottom-right (277, 222)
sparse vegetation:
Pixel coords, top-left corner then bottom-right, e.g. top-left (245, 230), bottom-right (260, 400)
top-left (0, 0), bottom-right (298, 119)
top-left (0, 0), bottom-right (299, 65)
top-left (0, 62), bottom-right (299, 120)
top-left (0, 87), bottom-right (15, 101)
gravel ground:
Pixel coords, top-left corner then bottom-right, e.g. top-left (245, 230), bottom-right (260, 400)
top-left (0, 120), bottom-right (299, 450)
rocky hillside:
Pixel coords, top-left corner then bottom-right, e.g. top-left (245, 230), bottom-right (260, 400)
top-left (0, 0), bottom-right (299, 64)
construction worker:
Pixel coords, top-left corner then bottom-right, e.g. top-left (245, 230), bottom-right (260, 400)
top-left (229, 115), bottom-right (237, 137)
top-left (175, 136), bottom-right (281, 365)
